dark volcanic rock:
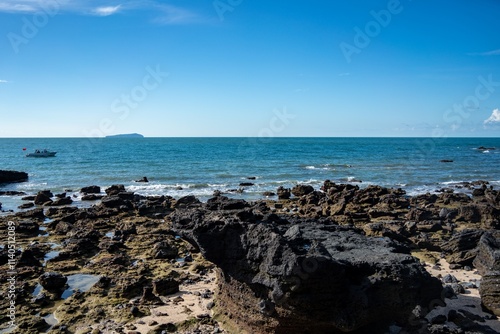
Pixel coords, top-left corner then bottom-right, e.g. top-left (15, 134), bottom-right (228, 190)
top-left (15, 208), bottom-right (45, 220)
top-left (277, 186), bottom-right (291, 200)
top-left (291, 184), bottom-right (314, 197)
top-left (151, 241), bottom-right (178, 259)
top-left (0, 191), bottom-right (27, 196)
top-left (171, 205), bottom-right (442, 334)
top-left (105, 184), bottom-right (126, 196)
top-left (50, 196), bottom-right (73, 206)
top-left (34, 190), bottom-right (53, 205)
top-left (153, 277), bottom-right (180, 296)
top-left (81, 194), bottom-right (104, 201)
top-left (101, 195), bottom-right (129, 209)
top-left (81, 185), bottom-right (101, 194)
top-left (39, 272), bottom-right (67, 291)
top-left (474, 232), bottom-right (500, 275)
top-left (441, 230), bottom-right (485, 266)
top-left (0, 170), bottom-right (28, 183)
top-left (473, 232), bottom-right (500, 316)
top-left (239, 182), bottom-right (254, 187)
top-left (205, 196), bottom-right (249, 211)
top-left (174, 195), bottom-right (201, 208)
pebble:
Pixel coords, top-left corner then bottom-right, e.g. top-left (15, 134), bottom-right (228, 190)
top-left (450, 283), bottom-right (465, 295)
top-left (442, 274), bottom-right (458, 284)
top-left (130, 306), bottom-right (140, 316)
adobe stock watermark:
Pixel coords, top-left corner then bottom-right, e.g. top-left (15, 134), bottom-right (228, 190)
top-left (411, 74), bottom-right (500, 163)
top-left (77, 65), bottom-right (168, 153)
top-left (5, 221), bottom-right (18, 330)
top-left (7, 0), bottom-right (61, 54)
top-left (339, 0), bottom-right (405, 64)
top-left (213, 0), bottom-right (243, 21)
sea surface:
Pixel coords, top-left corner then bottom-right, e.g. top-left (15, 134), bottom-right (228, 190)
top-left (1, 137), bottom-right (499, 213)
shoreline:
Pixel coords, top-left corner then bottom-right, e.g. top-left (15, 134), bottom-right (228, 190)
top-left (1, 180), bottom-right (499, 333)
top-left (2, 178), bottom-right (499, 217)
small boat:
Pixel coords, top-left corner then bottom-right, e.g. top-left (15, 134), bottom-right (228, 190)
top-left (26, 149), bottom-right (57, 157)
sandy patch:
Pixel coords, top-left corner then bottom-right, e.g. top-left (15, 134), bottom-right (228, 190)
top-left (128, 270), bottom-right (218, 333)
top-left (423, 258), bottom-right (500, 332)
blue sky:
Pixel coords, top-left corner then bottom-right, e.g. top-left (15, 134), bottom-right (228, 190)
top-left (0, 0), bottom-right (499, 137)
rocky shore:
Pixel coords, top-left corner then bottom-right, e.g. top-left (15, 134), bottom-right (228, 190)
top-left (1, 180), bottom-right (499, 333)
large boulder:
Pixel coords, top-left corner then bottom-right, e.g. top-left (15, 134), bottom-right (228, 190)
top-left (171, 204), bottom-right (442, 333)
top-left (0, 170), bottom-right (28, 183)
top-left (473, 232), bottom-right (500, 316)
top-left (441, 230), bottom-right (485, 266)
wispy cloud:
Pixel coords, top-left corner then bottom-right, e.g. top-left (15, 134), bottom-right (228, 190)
top-left (338, 72), bottom-right (350, 77)
top-left (0, 1), bottom-right (203, 24)
top-left (92, 5), bottom-right (121, 17)
top-left (484, 108), bottom-right (500, 124)
top-left (152, 4), bottom-right (202, 25)
top-left (0, 3), bottom-right (37, 13)
top-left (0, 80), bottom-right (9, 83)
top-left (468, 49), bottom-right (500, 56)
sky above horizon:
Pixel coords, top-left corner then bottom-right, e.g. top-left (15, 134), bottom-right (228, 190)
top-left (1, 0), bottom-right (500, 137)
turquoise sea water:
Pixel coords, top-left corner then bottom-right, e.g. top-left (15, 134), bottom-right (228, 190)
top-left (1, 137), bottom-right (499, 212)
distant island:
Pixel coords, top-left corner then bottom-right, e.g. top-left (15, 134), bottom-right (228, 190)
top-left (105, 133), bottom-right (144, 138)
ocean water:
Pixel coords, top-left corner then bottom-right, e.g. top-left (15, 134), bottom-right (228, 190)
top-left (1, 137), bottom-right (499, 212)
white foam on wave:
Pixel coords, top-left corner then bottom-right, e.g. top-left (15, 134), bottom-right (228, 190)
top-left (17, 182), bottom-right (48, 190)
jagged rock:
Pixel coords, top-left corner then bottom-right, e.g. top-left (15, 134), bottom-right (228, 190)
top-left (205, 196), bottom-right (249, 211)
top-left (174, 195), bottom-right (201, 208)
top-left (291, 184), bottom-right (314, 197)
top-left (139, 286), bottom-right (162, 305)
top-left (0, 170), bottom-right (28, 183)
top-left (105, 184), bottom-right (126, 196)
top-left (473, 232), bottom-right (500, 275)
top-left (277, 186), bottom-right (291, 200)
top-left (50, 196), bottom-right (73, 206)
top-left (117, 191), bottom-right (135, 200)
top-left (171, 205), bottom-right (442, 334)
top-left (455, 205), bottom-right (482, 223)
top-left (81, 185), bottom-right (101, 194)
top-left (0, 191), bottom-right (26, 196)
top-left (441, 230), bottom-right (485, 266)
top-left (39, 272), bottom-right (67, 291)
top-left (18, 249), bottom-right (42, 267)
top-left (473, 232), bottom-right (500, 316)
top-left (101, 195), bottom-right (129, 209)
top-left (239, 182), bottom-right (254, 187)
top-left (34, 190), bottom-right (53, 205)
top-left (153, 277), bottom-right (180, 296)
top-left (81, 194), bottom-right (104, 201)
top-left (15, 208), bottom-right (45, 219)
top-left (151, 241), bottom-right (178, 259)
top-left (18, 202), bottom-right (35, 209)
top-left (15, 220), bottom-right (40, 235)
